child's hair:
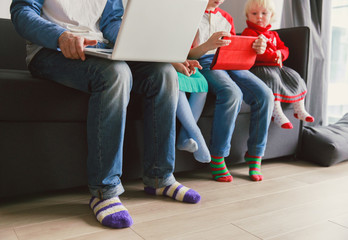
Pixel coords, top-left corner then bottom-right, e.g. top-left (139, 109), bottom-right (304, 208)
top-left (244, 0), bottom-right (276, 23)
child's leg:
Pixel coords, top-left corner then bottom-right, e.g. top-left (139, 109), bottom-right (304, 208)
top-left (177, 92), bottom-right (198, 153)
top-left (177, 92), bottom-right (207, 144)
top-left (189, 92), bottom-right (207, 121)
top-left (293, 99), bottom-right (314, 122)
top-left (244, 152), bottom-right (263, 181)
top-left (176, 91), bottom-right (210, 163)
top-left (226, 70), bottom-right (273, 182)
top-left (272, 100), bottom-right (293, 129)
top-left (199, 69), bottom-right (243, 183)
top-left (177, 136), bottom-right (198, 153)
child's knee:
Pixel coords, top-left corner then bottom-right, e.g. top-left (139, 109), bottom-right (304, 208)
top-left (220, 85), bottom-right (243, 107)
top-left (261, 86), bottom-right (274, 105)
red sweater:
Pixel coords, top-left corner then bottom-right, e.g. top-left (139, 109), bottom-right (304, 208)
top-left (241, 21), bottom-right (289, 66)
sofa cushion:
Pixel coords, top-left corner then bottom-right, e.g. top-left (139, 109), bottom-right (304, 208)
top-left (0, 69), bottom-right (90, 121)
top-left (300, 113), bottom-right (348, 166)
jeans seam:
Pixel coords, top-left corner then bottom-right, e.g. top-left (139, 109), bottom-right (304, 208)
top-left (154, 90), bottom-right (159, 178)
top-left (96, 77), bottom-right (106, 185)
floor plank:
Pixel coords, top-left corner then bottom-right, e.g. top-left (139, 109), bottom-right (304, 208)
top-left (167, 224), bottom-right (261, 240)
top-left (330, 213), bottom-right (348, 228)
top-left (14, 215), bottom-right (106, 240)
top-left (267, 221), bottom-right (348, 240)
top-left (0, 229), bottom-right (18, 240)
top-left (65, 228), bottom-right (143, 240)
top-left (233, 193), bottom-right (348, 239)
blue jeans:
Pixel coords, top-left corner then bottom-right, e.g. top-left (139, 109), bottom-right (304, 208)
top-left (199, 55), bottom-right (274, 157)
top-left (29, 48), bottom-right (178, 199)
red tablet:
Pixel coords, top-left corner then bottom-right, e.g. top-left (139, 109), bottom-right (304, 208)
top-left (210, 35), bottom-right (258, 70)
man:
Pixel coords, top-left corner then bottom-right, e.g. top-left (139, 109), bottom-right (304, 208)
top-left (11, 0), bottom-right (200, 229)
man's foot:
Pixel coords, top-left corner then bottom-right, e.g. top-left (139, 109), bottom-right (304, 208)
top-left (89, 196), bottom-right (133, 228)
top-left (144, 181), bottom-right (201, 203)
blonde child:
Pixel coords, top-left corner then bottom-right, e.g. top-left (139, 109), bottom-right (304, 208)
top-left (189, 0), bottom-right (274, 182)
top-left (172, 60), bottom-right (210, 163)
top-left (242, 0), bottom-right (314, 129)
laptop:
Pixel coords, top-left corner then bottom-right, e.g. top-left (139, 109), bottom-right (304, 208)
top-left (84, 0), bottom-right (208, 62)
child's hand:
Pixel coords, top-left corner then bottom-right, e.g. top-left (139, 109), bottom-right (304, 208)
top-left (204, 31), bottom-right (231, 51)
top-left (172, 60), bottom-right (202, 76)
top-left (252, 34), bottom-right (267, 54)
top-left (275, 50), bottom-right (283, 68)
top-left (186, 59), bottom-right (203, 74)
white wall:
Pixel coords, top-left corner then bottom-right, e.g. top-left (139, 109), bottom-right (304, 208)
top-left (1, 0), bottom-right (11, 19)
top-left (221, 0), bottom-right (284, 33)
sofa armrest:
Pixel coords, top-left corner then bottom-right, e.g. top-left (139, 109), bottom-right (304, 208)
top-left (275, 26), bottom-right (310, 83)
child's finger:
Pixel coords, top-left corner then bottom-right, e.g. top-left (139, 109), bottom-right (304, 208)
top-left (182, 67), bottom-right (191, 77)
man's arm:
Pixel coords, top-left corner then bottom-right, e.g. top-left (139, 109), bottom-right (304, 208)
top-left (10, 0), bottom-right (66, 50)
top-left (99, 0), bottom-right (124, 44)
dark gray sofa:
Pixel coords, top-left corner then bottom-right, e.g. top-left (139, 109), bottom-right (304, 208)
top-left (0, 18), bottom-right (309, 198)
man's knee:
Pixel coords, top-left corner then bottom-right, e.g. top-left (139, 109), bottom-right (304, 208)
top-left (92, 61), bottom-right (132, 92)
top-left (154, 63), bottom-right (177, 88)
top-left (147, 63), bottom-right (178, 99)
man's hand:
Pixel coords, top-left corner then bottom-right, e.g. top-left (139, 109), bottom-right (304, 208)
top-left (58, 31), bottom-right (98, 61)
top-left (252, 34), bottom-right (267, 54)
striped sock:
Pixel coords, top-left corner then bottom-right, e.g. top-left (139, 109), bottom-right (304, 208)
top-left (210, 156), bottom-right (233, 182)
top-left (89, 196), bottom-right (133, 228)
top-left (245, 152), bottom-right (263, 181)
top-left (144, 181), bottom-right (201, 203)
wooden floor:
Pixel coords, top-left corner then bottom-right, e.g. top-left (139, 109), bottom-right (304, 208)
top-left (1, 157), bottom-right (348, 240)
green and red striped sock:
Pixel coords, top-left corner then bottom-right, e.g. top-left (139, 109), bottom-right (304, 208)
top-left (210, 156), bottom-right (233, 182)
top-left (245, 152), bottom-right (263, 181)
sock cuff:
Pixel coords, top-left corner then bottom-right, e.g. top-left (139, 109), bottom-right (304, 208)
top-left (245, 152), bottom-right (262, 159)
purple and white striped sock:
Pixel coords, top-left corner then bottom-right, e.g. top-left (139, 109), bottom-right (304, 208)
top-left (144, 182), bottom-right (201, 203)
top-left (89, 196), bottom-right (133, 228)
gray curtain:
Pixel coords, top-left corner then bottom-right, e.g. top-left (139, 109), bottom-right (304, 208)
top-left (281, 0), bottom-right (332, 126)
